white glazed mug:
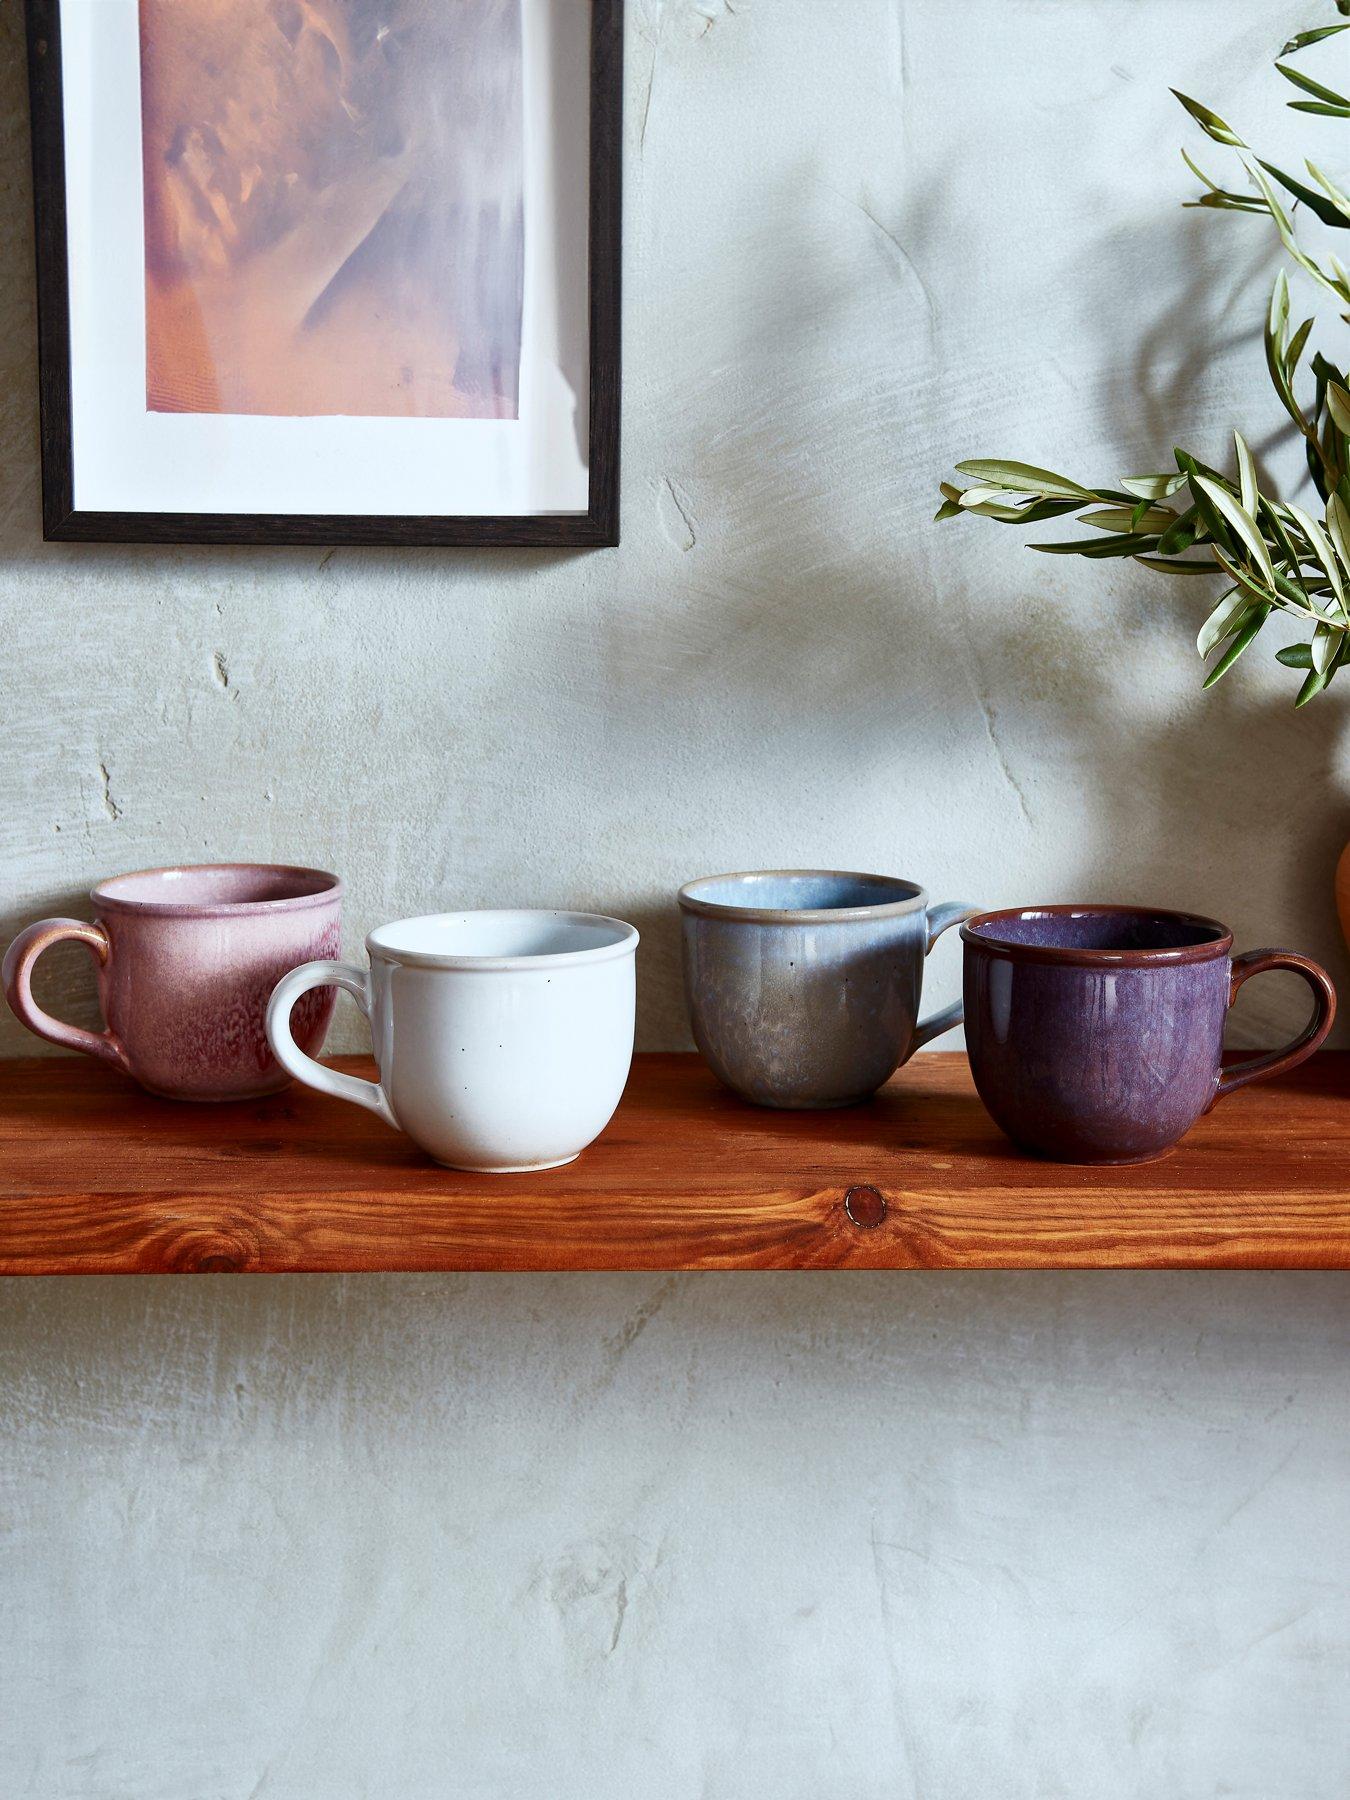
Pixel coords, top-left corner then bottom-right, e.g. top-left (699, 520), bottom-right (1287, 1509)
top-left (266, 910), bottom-right (639, 1172)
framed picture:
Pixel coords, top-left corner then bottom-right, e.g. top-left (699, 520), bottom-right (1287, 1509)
top-left (24, 0), bottom-right (621, 547)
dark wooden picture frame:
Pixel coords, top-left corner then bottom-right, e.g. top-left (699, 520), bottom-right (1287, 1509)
top-left (24, 0), bottom-right (621, 548)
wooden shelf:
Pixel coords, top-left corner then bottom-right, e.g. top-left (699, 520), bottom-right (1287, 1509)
top-left (1, 1052), bottom-right (1346, 1274)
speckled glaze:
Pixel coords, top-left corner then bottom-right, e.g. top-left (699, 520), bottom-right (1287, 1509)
top-left (3, 864), bottom-right (341, 1101)
top-left (679, 871), bottom-right (977, 1108)
top-left (962, 905), bottom-right (1337, 1163)
top-left (267, 911), bottom-right (639, 1171)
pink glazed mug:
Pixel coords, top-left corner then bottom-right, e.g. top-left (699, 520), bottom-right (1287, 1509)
top-left (2, 864), bottom-right (342, 1100)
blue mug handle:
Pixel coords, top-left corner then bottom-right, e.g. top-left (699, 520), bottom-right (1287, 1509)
top-left (908, 902), bottom-right (979, 1057)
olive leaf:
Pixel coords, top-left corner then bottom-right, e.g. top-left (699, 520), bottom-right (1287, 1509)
top-left (1192, 475), bottom-right (1277, 587)
top-left (1287, 502), bottom-right (1349, 620)
top-left (954, 460), bottom-right (1093, 499)
top-left (957, 486), bottom-right (1018, 507)
top-left (1261, 499), bottom-right (1312, 603)
top-left (1136, 555), bottom-right (1222, 574)
top-left (1305, 160), bottom-right (1350, 225)
top-left (1286, 315), bottom-right (1315, 376)
top-left (1171, 89), bottom-right (1246, 146)
top-left (1180, 148), bottom-right (1266, 213)
top-left (1282, 23), bottom-right (1350, 53)
top-left (1269, 265), bottom-right (1290, 338)
top-left (1119, 473), bottom-right (1187, 499)
top-left (1276, 60), bottom-right (1350, 109)
top-left (1235, 431), bottom-right (1258, 515)
top-left (1247, 162), bottom-right (1349, 300)
top-left (1203, 604), bottom-right (1271, 687)
top-left (1156, 504), bottom-right (1201, 557)
top-left (1188, 190), bottom-right (1270, 215)
top-left (1197, 588), bottom-right (1249, 657)
top-left (1082, 506), bottom-right (1177, 533)
top-left (941, 482), bottom-right (1085, 523)
top-left (1029, 533), bottom-right (1160, 558)
top-left (1263, 270), bottom-right (1313, 436)
top-left (1256, 158), bottom-right (1350, 228)
top-left (1328, 492), bottom-right (1350, 573)
top-left (1210, 545), bottom-right (1283, 612)
top-left (1312, 619), bottom-right (1343, 672)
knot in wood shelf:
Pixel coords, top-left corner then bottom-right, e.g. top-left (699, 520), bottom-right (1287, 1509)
top-left (844, 1185), bottom-right (887, 1229)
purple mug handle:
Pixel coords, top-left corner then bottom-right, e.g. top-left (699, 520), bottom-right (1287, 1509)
top-left (2, 918), bottom-right (131, 1072)
top-left (1213, 948), bottom-right (1336, 1103)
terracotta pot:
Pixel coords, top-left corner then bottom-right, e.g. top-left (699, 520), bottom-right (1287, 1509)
top-left (1336, 843), bottom-right (1350, 953)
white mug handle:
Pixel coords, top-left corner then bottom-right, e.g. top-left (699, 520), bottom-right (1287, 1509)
top-left (266, 960), bottom-right (399, 1129)
top-left (907, 901), bottom-right (979, 1057)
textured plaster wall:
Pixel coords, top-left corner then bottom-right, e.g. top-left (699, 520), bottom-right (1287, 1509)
top-left (1, 3), bottom-right (1348, 1796)
top-left (4, 1274), bottom-right (1348, 1799)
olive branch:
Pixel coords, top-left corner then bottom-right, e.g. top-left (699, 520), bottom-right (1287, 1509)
top-left (937, 5), bottom-right (1350, 706)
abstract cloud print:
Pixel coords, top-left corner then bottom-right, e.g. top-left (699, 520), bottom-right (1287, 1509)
top-left (139, 0), bottom-right (525, 419)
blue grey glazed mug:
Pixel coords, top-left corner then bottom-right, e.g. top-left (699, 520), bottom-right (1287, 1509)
top-left (678, 871), bottom-right (978, 1108)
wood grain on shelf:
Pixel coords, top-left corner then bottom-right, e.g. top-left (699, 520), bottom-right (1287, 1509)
top-left (0, 1053), bottom-right (1346, 1275)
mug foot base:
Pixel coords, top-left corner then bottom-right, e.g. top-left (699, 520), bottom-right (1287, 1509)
top-left (1013, 1140), bottom-right (1176, 1167)
top-left (430, 1152), bottom-right (582, 1173)
top-left (140, 1078), bottom-right (292, 1104)
top-left (737, 1093), bottom-right (875, 1111)
top-left (1076, 1148), bottom-right (1175, 1167)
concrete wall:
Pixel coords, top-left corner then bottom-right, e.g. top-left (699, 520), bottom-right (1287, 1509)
top-left (2, 4), bottom-right (1347, 1794)
top-left (5, 1273), bottom-right (1348, 1798)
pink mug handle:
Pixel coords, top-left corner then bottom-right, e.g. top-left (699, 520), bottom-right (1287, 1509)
top-left (2, 918), bottom-right (130, 1071)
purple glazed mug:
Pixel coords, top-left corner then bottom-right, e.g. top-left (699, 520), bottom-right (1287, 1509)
top-left (961, 904), bottom-right (1336, 1163)
top-left (2, 864), bottom-right (341, 1101)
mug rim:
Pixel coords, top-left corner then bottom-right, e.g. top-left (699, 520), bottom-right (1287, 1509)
top-left (678, 869), bottom-right (928, 924)
top-left (91, 863), bottom-right (342, 917)
top-left (366, 909), bottom-right (640, 971)
top-left (961, 903), bottom-right (1234, 967)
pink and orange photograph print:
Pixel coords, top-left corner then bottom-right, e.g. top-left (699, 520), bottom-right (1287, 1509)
top-left (26, 0), bottom-right (622, 544)
top-left (139, 0), bottom-right (525, 422)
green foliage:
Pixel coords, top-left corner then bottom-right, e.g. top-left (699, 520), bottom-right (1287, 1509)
top-left (938, 7), bottom-right (1350, 703)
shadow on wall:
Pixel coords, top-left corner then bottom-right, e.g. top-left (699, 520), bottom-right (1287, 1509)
top-left (1083, 197), bottom-right (1350, 1029)
top-left (1128, 209), bottom-right (1274, 458)
top-left (933, 178), bottom-right (1350, 1030)
top-left (975, 609), bottom-right (1350, 1034)
top-left (625, 899), bottom-right (688, 1052)
top-left (600, 137), bottom-right (1350, 1044)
